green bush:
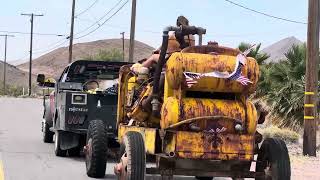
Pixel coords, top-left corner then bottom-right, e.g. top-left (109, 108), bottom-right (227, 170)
top-left (259, 125), bottom-right (300, 143)
top-left (84, 48), bottom-right (123, 62)
top-left (0, 81), bottom-right (40, 97)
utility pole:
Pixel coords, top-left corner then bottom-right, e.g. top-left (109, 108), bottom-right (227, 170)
top-left (0, 34), bottom-right (14, 95)
top-left (120, 32), bottom-right (125, 61)
top-left (68, 0), bottom-right (76, 63)
top-left (128, 0), bottom-right (137, 62)
top-left (303, 0), bottom-right (319, 156)
top-left (21, 13), bottom-right (44, 96)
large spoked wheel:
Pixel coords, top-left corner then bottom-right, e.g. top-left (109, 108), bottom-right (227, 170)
top-left (256, 138), bottom-right (291, 180)
top-left (85, 120), bottom-right (108, 178)
top-left (54, 131), bottom-right (67, 157)
top-left (115, 131), bottom-right (146, 180)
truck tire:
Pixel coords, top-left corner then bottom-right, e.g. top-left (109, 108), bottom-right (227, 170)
top-left (54, 131), bottom-right (67, 157)
top-left (117, 131), bottom-right (146, 180)
top-left (85, 120), bottom-right (108, 178)
top-left (43, 103), bottom-right (54, 143)
top-left (256, 138), bottom-right (291, 180)
top-left (43, 122), bottom-right (54, 143)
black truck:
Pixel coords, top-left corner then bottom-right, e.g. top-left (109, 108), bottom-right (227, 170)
top-left (37, 60), bottom-right (129, 157)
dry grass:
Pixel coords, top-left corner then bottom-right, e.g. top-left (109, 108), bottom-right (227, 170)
top-left (259, 125), bottom-right (300, 143)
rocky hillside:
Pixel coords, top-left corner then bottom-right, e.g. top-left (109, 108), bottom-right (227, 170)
top-left (0, 61), bottom-right (36, 89)
top-left (18, 39), bottom-right (155, 77)
top-left (262, 36), bottom-right (303, 63)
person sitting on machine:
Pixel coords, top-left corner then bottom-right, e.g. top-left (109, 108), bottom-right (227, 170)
top-left (132, 15), bottom-right (195, 72)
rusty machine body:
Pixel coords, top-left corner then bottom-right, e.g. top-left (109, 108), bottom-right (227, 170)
top-left (85, 24), bottom-right (291, 179)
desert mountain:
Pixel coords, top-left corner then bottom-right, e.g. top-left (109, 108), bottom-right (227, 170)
top-left (0, 61), bottom-right (36, 89)
top-left (262, 36), bottom-right (303, 63)
top-left (9, 59), bottom-right (28, 66)
top-left (18, 39), bottom-right (155, 77)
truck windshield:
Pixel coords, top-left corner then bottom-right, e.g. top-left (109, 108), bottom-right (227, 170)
top-left (65, 61), bottom-right (122, 85)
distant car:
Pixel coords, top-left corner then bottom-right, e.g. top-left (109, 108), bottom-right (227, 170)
top-left (37, 60), bottom-right (130, 157)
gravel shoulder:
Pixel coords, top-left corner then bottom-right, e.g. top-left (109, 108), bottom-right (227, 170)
top-left (288, 139), bottom-right (320, 180)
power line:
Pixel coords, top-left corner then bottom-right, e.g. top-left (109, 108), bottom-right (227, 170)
top-left (75, 0), bottom-right (99, 17)
top-left (0, 30), bottom-right (65, 36)
top-left (34, 40), bottom-right (69, 55)
top-left (223, 0), bottom-right (307, 25)
top-left (76, 18), bottom-right (295, 38)
top-left (75, 17), bottom-right (94, 23)
top-left (15, 53), bottom-right (30, 62)
top-left (15, 37), bottom-right (68, 61)
top-left (33, 38), bottom-right (68, 52)
top-left (76, 17), bottom-right (160, 34)
top-left (16, 39), bottom-right (69, 63)
top-left (74, 0), bottom-right (124, 36)
top-left (75, 0), bottom-right (129, 40)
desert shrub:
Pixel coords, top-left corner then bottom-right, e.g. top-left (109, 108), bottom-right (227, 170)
top-left (0, 82), bottom-right (23, 97)
top-left (259, 125), bottom-right (300, 143)
top-left (0, 81), bottom-right (40, 97)
top-left (84, 48), bottom-right (123, 62)
top-left (6, 85), bottom-right (23, 97)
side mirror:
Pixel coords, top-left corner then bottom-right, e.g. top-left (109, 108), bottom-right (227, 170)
top-left (37, 74), bottom-right (45, 84)
top-left (37, 74), bottom-right (55, 88)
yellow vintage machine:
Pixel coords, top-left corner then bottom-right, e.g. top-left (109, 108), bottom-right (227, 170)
top-left (114, 25), bottom-right (291, 180)
top-left (85, 25), bottom-right (291, 180)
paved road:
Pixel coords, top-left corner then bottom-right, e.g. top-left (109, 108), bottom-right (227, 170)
top-left (0, 97), bottom-right (229, 180)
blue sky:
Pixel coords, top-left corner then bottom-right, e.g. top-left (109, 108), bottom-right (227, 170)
top-left (0, 0), bottom-right (308, 63)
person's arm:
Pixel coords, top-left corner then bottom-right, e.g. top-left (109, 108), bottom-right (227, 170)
top-left (142, 54), bottom-right (160, 67)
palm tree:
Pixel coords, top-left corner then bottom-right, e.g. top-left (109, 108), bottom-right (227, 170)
top-left (238, 42), bottom-right (270, 65)
top-left (264, 44), bottom-right (307, 128)
top-left (238, 43), bottom-right (310, 128)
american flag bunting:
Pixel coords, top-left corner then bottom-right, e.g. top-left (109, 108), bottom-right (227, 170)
top-left (183, 46), bottom-right (256, 88)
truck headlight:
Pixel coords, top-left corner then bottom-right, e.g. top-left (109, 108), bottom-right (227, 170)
top-left (72, 93), bottom-right (87, 105)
